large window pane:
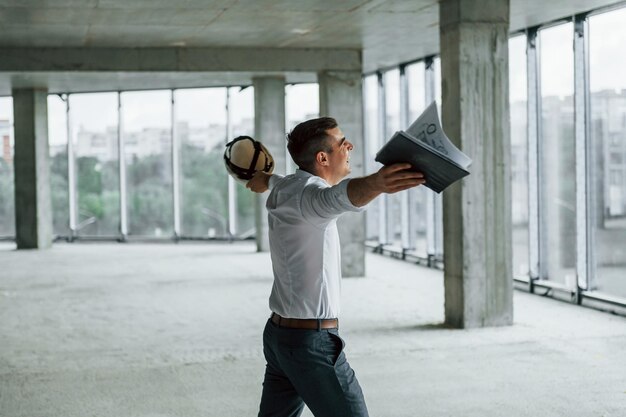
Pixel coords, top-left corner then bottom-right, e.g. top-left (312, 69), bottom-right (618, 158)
top-left (175, 88), bottom-right (228, 238)
top-left (0, 97), bottom-right (14, 237)
top-left (229, 86), bottom-right (255, 237)
top-left (121, 90), bottom-right (173, 238)
top-left (363, 75), bottom-right (380, 241)
top-left (406, 62), bottom-right (428, 256)
top-left (539, 23), bottom-right (576, 286)
top-left (286, 83), bottom-right (319, 131)
top-left (384, 69), bottom-right (402, 246)
top-left (509, 34), bottom-right (529, 277)
top-left (70, 93), bottom-right (120, 237)
top-left (589, 7), bottom-right (626, 298)
top-left (433, 57), bottom-right (442, 105)
top-left (48, 95), bottom-right (70, 238)
top-left (286, 83), bottom-right (319, 174)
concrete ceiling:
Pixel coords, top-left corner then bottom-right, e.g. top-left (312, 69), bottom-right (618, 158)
top-left (0, 0), bottom-right (623, 95)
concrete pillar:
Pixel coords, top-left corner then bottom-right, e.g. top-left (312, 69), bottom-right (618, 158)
top-left (319, 70), bottom-right (366, 278)
top-left (12, 88), bottom-right (53, 249)
top-left (253, 76), bottom-right (286, 252)
top-left (439, 0), bottom-right (513, 327)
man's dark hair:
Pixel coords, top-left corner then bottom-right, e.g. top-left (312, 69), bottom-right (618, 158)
top-left (287, 117), bottom-right (338, 172)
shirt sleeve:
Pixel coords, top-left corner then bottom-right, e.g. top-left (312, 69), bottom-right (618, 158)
top-left (300, 178), bottom-right (365, 223)
top-left (268, 174), bottom-right (285, 190)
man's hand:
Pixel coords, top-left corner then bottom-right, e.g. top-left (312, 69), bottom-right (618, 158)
top-left (246, 171), bottom-right (272, 193)
top-left (371, 163), bottom-right (426, 194)
top-left (347, 163), bottom-right (425, 207)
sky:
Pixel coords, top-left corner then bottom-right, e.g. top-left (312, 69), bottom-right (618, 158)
top-left (0, 6), bottom-right (624, 147)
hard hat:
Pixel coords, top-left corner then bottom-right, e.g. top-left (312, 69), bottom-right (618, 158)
top-left (223, 136), bottom-right (274, 184)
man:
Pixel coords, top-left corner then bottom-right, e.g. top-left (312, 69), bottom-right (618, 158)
top-left (247, 117), bottom-right (425, 417)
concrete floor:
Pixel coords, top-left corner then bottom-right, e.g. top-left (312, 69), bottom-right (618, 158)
top-left (1, 242), bottom-right (625, 417)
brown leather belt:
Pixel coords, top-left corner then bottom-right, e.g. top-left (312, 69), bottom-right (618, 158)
top-left (271, 313), bottom-right (338, 330)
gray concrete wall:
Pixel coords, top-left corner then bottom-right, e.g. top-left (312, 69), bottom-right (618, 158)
top-left (253, 76), bottom-right (286, 252)
top-left (12, 88), bottom-right (53, 249)
top-left (439, 0), bottom-right (513, 327)
top-left (318, 70), bottom-right (366, 278)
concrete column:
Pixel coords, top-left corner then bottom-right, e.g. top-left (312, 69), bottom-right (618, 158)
top-left (253, 76), bottom-right (286, 252)
top-left (319, 70), bottom-right (366, 278)
top-left (439, 0), bottom-right (513, 327)
top-left (12, 88), bottom-right (53, 249)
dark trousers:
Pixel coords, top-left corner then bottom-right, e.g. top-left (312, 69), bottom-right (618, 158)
top-left (258, 318), bottom-right (369, 417)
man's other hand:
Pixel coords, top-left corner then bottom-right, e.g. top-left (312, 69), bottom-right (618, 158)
top-left (246, 171), bottom-right (272, 193)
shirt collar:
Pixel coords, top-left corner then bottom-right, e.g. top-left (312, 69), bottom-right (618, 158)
top-left (295, 169), bottom-right (314, 179)
top-left (295, 169), bottom-right (331, 186)
top-left (296, 168), bottom-right (313, 178)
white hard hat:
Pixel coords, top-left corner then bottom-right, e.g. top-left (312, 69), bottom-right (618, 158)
top-left (223, 136), bottom-right (274, 184)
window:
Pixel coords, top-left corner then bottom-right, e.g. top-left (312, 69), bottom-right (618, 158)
top-left (363, 74), bottom-right (380, 241)
top-left (383, 69), bottom-right (402, 246)
top-left (285, 83), bottom-right (319, 131)
top-left (406, 62), bottom-right (428, 256)
top-left (175, 88), bottom-right (228, 238)
top-left (0, 97), bottom-right (14, 237)
top-left (509, 34), bottom-right (530, 277)
top-left (539, 23), bottom-right (576, 286)
top-left (121, 90), bottom-right (173, 237)
top-left (589, 6), bottom-right (626, 298)
top-left (285, 83), bottom-right (319, 174)
top-left (48, 95), bottom-right (70, 238)
top-left (70, 93), bottom-right (120, 237)
top-left (228, 86), bottom-right (256, 237)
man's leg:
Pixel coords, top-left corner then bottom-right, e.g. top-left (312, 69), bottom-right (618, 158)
top-left (258, 362), bottom-right (305, 417)
top-left (258, 320), bottom-right (305, 417)
top-left (282, 330), bottom-right (369, 417)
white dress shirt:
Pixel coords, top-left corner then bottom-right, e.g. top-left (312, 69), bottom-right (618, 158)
top-left (266, 169), bottom-right (365, 319)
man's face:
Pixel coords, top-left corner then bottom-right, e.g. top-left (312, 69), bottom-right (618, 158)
top-left (325, 126), bottom-right (354, 183)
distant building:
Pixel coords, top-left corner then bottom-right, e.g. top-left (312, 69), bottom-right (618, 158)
top-left (66, 119), bottom-right (253, 162)
top-left (591, 89), bottom-right (626, 217)
top-left (0, 119), bottom-right (12, 165)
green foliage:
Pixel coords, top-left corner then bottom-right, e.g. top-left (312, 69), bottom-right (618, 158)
top-left (0, 158), bottom-right (15, 235)
top-left (50, 152), bottom-right (70, 235)
top-left (77, 157), bottom-right (102, 195)
top-left (2, 142), bottom-right (255, 238)
top-left (181, 142), bottom-right (228, 236)
top-left (76, 156), bottom-right (119, 235)
top-left (236, 180), bottom-right (255, 233)
top-left (127, 153), bottom-right (173, 235)
top-left (79, 193), bottom-right (104, 219)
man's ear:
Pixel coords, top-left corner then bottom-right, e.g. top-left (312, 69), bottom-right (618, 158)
top-left (316, 151), bottom-right (329, 166)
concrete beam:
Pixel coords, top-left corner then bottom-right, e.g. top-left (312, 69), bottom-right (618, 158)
top-left (0, 47), bottom-right (362, 73)
top-left (253, 76), bottom-right (286, 252)
top-left (439, 0), bottom-right (513, 327)
top-left (12, 88), bottom-right (53, 249)
top-left (319, 70), bottom-right (366, 278)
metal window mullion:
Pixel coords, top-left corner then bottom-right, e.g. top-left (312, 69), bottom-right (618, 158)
top-left (66, 94), bottom-right (78, 240)
top-left (399, 65), bottom-right (415, 251)
top-left (118, 92), bottom-right (128, 240)
top-left (226, 87), bottom-right (237, 238)
top-left (526, 28), bottom-right (542, 281)
top-left (574, 14), bottom-right (593, 293)
top-left (171, 89), bottom-right (181, 239)
top-left (376, 71), bottom-right (389, 245)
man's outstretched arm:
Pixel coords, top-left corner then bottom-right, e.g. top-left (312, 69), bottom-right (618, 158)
top-left (246, 162), bottom-right (425, 207)
top-left (347, 163), bottom-right (425, 207)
